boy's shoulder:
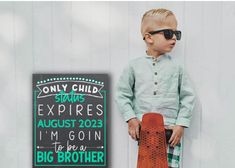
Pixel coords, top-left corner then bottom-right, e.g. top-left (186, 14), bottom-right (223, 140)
top-left (126, 56), bottom-right (146, 68)
top-left (129, 56), bottom-right (146, 64)
top-left (166, 54), bottom-right (184, 69)
top-left (126, 54), bottom-right (184, 70)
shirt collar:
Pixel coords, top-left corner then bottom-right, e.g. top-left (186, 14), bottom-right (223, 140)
top-left (145, 51), bottom-right (171, 62)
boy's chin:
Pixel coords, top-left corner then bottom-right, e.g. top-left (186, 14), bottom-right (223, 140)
top-left (165, 48), bottom-right (174, 53)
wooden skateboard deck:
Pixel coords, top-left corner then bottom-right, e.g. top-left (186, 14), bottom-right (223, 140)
top-left (137, 113), bottom-right (168, 168)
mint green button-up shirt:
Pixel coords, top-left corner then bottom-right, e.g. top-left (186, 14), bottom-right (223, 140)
top-left (115, 53), bottom-right (195, 127)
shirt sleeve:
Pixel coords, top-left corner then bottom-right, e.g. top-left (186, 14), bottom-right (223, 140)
top-left (176, 66), bottom-right (196, 128)
top-left (115, 63), bottom-right (136, 122)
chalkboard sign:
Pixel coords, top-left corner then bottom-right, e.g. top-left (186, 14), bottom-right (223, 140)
top-left (32, 74), bottom-right (109, 168)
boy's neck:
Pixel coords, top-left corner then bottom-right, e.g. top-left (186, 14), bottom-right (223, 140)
top-left (146, 49), bottom-right (165, 58)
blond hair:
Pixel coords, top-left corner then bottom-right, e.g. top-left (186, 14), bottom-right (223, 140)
top-left (141, 8), bottom-right (176, 37)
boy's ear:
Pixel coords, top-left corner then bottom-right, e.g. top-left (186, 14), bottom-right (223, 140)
top-left (144, 33), bottom-right (154, 44)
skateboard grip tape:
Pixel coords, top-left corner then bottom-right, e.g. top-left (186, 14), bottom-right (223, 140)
top-left (165, 129), bottom-right (173, 144)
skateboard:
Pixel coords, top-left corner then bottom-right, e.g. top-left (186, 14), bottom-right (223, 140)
top-left (137, 113), bottom-right (169, 168)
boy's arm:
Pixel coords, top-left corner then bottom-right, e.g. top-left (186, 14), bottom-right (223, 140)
top-left (115, 64), bottom-right (136, 122)
top-left (115, 64), bottom-right (141, 140)
top-left (176, 66), bottom-right (196, 128)
top-left (169, 67), bottom-right (195, 147)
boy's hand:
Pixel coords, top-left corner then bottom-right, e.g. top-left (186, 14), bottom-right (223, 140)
top-left (167, 125), bottom-right (184, 147)
top-left (127, 118), bottom-right (141, 141)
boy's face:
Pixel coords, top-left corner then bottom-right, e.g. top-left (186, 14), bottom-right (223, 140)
top-left (145, 15), bottom-right (178, 55)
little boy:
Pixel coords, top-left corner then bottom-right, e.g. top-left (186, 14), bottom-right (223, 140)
top-left (115, 8), bottom-right (195, 168)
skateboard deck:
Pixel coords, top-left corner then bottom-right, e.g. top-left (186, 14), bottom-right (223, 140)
top-left (137, 113), bottom-right (168, 168)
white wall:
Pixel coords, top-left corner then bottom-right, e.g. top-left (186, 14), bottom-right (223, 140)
top-left (0, 1), bottom-right (235, 168)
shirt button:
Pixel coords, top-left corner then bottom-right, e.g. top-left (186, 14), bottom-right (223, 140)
top-left (153, 91), bottom-right (157, 95)
top-left (155, 72), bottom-right (157, 75)
top-left (153, 63), bottom-right (155, 66)
top-left (154, 82), bottom-right (158, 85)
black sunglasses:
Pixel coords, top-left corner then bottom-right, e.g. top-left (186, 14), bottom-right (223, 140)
top-left (143, 29), bottom-right (181, 40)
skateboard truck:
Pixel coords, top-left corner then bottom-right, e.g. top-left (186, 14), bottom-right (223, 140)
top-left (138, 128), bottom-right (172, 145)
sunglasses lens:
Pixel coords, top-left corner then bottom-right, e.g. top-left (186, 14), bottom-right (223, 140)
top-left (164, 30), bottom-right (173, 40)
top-left (175, 31), bottom-right (181, 40)
top-left (164, 30), bottom-right (181, 40)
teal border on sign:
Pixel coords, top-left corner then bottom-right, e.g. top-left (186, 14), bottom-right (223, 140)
top-left (33, 89), bottom-right (107, 167)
